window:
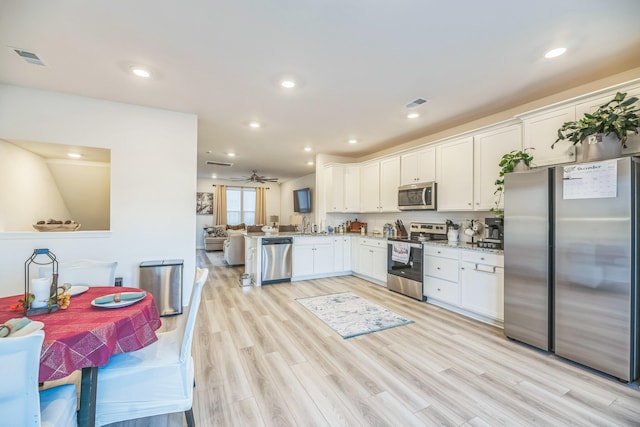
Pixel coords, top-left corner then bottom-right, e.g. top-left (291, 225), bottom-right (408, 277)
top-left (226, 187), bottom-right (256, 225)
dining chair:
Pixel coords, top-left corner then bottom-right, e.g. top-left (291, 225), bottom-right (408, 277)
top-left (95, 268), bottom-right (209, 426)
top-left (41, 259), bottom-right (118, 287)
top-left (0, 330), bottom-right (78, 427)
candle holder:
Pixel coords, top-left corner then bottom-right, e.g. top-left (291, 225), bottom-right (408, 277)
top-left (24, 248), bottom-right (59, 316)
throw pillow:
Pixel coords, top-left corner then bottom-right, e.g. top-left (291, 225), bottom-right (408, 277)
top-left (227, 223), bottom-right (245, 230)
top-left (212, 226), bottom-right (227, 237)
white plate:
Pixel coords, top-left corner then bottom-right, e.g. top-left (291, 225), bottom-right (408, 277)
top-left (12, 320), bottom-right (44, 337)
top-left (91, 293), bottom-right (146, 309)
top-left (68, 285), bottom-right (89, 297)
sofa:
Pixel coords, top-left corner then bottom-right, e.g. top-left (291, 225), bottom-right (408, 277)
top-left (223, 233), bottom-right (245, 266)
top-left (204, 224), bottom-right (245, 251)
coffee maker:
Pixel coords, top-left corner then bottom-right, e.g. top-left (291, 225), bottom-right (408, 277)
top-left (478, 217), bottom-right (504, 249)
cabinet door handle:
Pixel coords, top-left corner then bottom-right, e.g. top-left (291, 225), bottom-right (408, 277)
top-left (474, 264), bottom-right (496, 273)
top-left (437, 288), bottom-right (441, 291)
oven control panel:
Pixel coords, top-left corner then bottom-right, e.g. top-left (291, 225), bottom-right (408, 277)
top-left (410, 222), bottom-right (447, 240)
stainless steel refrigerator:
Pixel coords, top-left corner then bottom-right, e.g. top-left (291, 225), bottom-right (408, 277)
top-left (504, 156), bottom-right (638, 382)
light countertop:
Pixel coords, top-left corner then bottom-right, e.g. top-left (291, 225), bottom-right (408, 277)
top-left (246, 231), bottom-right (503, 254)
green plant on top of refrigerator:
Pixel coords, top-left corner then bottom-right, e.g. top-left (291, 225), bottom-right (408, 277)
top-left (491, 148), bottom-right (535, 218)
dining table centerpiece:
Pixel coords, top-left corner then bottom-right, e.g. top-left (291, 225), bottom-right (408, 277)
top-left (24, 248), bottom-right (60, 315)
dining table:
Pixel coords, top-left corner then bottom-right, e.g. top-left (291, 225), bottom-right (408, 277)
top-left (0, 286), bottom-right (162, 427)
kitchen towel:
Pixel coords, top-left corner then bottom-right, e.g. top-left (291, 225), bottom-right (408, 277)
top-left (391, 242), bottom-right (410, 264)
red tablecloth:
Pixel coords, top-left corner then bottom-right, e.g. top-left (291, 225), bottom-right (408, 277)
top-left (0, 287), bottom-right (162, 382)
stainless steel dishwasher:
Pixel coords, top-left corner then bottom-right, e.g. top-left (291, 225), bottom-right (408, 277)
top-left (261, 237), bottom-right (293, 284)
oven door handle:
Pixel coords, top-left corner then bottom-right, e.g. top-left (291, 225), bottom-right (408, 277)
top-left (388, 242), bottom-right (423, 249)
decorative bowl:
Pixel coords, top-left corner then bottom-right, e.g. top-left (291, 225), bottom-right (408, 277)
top-left (33, 223), bottom-right (81, 232)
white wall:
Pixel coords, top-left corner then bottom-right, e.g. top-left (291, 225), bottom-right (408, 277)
top-left (0, 84), bottom-right (198, 300)
top-left (0, 140), bottom-right (71, 231)
top-left (195, 178), bottom-right (282, 249)
top-left (280, 173), bottom-right (316, 226)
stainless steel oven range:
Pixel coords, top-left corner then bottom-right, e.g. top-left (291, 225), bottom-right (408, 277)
top-left (387, 222), bottom-right (447, 300)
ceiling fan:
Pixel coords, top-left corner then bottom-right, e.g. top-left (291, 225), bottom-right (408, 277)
top-left (230, 170), bottom-right (279, 183)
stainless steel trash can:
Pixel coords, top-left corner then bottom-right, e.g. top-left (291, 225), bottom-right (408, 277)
top-left (139, 259), bottom-right (183, 316)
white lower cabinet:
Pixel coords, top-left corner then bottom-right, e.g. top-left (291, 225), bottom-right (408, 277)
top-left (423, 244), bottom-right (504, 323)
top-left (423, 245), bottom-right (460, 305)
top-left (333, 235), bottom-right (351, 272)
top-left (293, 237), bottom-right (334, 278)
top-left (356, 238), bottom-right (387, 284)
top-left (459, 251), bottom-right (504, 321)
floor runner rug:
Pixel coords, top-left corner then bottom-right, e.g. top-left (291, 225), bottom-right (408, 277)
top-left (296, 292), bottom-right (413, 339)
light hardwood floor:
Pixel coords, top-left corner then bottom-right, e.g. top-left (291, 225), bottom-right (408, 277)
top-left (109, 250), bottom-right (640, 426)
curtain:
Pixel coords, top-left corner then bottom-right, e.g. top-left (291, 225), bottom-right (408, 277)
top-left (214, 185), bottom-right (227, 225)
top-left (255, 187), bottom-right (267, 225)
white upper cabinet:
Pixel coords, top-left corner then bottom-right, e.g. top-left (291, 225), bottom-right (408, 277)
top-left (436, 136), bottom-right (474, 211)
top-left (379, 157), bottom-right (400, 211)
top-left (343, 165), bottom-right (361, 212)
top-left (400, 147), bottom-right (436, 185)
top-left (325, 164), bottom-right (360, 213)
top-left (473, 124), bottom-right (522, 211)
top-left (361, 156), bottom-right (400, 212)
top-left (360, 162), bottom-right (380, 212)
top-left (325, 165), bottom-right (345, 212)
top-left (522, 106), bottom-right (577, 166)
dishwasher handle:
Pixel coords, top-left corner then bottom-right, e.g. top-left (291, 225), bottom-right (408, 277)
top-left (262, 237), bottom-right (293, 245)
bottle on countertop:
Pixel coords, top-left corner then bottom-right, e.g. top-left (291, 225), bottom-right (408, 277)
top-left (360, 225), bottom-right (366, 235)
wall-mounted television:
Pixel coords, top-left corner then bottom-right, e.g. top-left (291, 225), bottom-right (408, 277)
top-left (293, 187), bottom-right (312, 213)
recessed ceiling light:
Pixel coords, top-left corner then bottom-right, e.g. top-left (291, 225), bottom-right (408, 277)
top-left (227, 152), bottom-right (236, 157)
top-left (348, 139), bottom-right (358, 144)
top-left (131, 67), bottom-right (151, 78)
top-left (249, 122), bottom-right (261, 128)
top-left (211, 174), bottom-right (217, 179)
top-left (304, 147), bottom-right (312, 152)
top-left (281, 80), bottom-right (296, 89)
top-left (407, 112), bottom-right (420, 119)
top-left (67, 153), bottom-right (82, 159)
top-left (544, 47), bottom-right (567, 59)
top-left (307, 161), bottom-right (314, 166)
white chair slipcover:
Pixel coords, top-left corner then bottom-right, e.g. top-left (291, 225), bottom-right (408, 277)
top-left (95, 268), bottom-right (209, 426)
top-left (0, 330), bottom-right (78, 426)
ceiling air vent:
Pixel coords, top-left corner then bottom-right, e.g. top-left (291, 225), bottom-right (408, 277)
top-left (206, 160), bottom-right (234, 167)
top-left (405, 98), bottom-right (429, 108)
top-left (12, 48), bottom-right (45, 66)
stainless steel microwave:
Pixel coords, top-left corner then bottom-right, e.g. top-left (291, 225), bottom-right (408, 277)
top-left (397, 182), bottom-right (436, 210)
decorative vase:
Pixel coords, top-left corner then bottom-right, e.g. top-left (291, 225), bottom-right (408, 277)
top-left (581, 133), bottom-right (623, 162)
